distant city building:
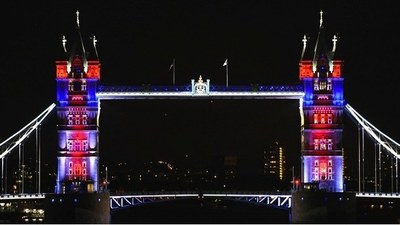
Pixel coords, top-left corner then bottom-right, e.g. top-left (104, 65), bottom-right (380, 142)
top-left (264, 142), bottom-right (286, 181)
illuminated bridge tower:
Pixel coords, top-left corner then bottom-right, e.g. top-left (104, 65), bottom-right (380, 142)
top-left (299, 11), bottom-right (345, 192)
top-left (45, 11), bottom-right (109, 224)
top-left (54, 15), bottom-right (101, 194)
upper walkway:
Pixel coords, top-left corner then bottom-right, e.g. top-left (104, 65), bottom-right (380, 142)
top-left (97, 84), bottom-right (304, 100)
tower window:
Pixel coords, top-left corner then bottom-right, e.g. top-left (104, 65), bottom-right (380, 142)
top-left (327, 114), bottom-right (332, 124)
top-left (67, 140), bottom-right (73, 151)
top-left (81, 80), bottom-right (87, 91)
top-left (68, 115), bottom-right (73, 125)
top-left (314, 139), bottom-right (319, 150)
top-left (314, 80), bottom-right (319, 91)
top-left (320, 139), bottom-right (326, 150)
top-left (328, 139), bottom-right (333, 150)
top-left (82, 140), bottom-right (88, 151)
top-left (82, 115), bottom-right (88, 125)
top-left (321, 114), bottom-right (326, 124)
top-left (327, 79), bottom-right (332, 90)
top-left (319, 81), bottom-right (327, 90)
top-left (313, 113), bottom-right (319, 124)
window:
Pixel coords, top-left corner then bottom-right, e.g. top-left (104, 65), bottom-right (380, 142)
top-left (320, 139), bottom-right (326, 150)
top-left (314, 80), bottom-right (319, 91)
top-left (314, 160), bottom-right (319, 167)
top-left (328, 160), bottom-right (332, 167)
top-left (68, 169), bottom-right (73, 175)
top-left (82, 161), bottom-right (86, 168)
top-left (74, 141), bottom-right (82, 151)
top-left (81, 80), bottom-right (87, 91)
top-left (67, 140), bottom-right (73, 151)
top-left (328, 139), bottom-right (333, 150)
top-left (82, 140), bottom-right (88, 151)
top-left (328, 174), bottom-right (332, 180)
top-left (327, 114), bottom-right (332, 124)
top-left (75, 115), bottom-right (80, 125)
top-left (68, 115), bottom-right (73, 125)
top-left (319, 81), bottom-right (327, 90)
top-left (314, 139), bottom-right (319, 150)
top-left (328, 168), bottom-right (332, 174)
top-left (74, 164), bottom-right (82, 176)
top-left (69, 162), bottom-right (73, 168)
top-left (82, 169), bottom-right (86, 175)
top-left (313, 113), bottom-right (319, 124)
top-left (82, 115), bottom-right (88, 125)
top-left (327, 79), bottom-right (332, 90)
top-left (321, 114), bottom-right (326, 124)
top-left (68, 80), bottom-right (74, 91)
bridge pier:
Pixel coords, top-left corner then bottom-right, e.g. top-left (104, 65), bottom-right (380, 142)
top-left (44, 193), bottom-right (110, 223)
top-left (290, 190), bottom-right (356, 223)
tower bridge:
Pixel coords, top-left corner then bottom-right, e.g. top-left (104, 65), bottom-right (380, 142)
top-left (0, 10), bottom-right (400, 223)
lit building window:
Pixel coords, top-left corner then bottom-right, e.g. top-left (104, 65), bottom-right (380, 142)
top-left (328, 139), bottom-right (333, 150)
top-left (327, 79), bottom-right (332, 90)
top-left (314, 79), bottom-right (319, 91)
top-left (82, 115), bottom-right (88, 125)
top-left (314, 160), bottom-right (319, 167)
top-left (75, 115), bottom-right (80, 125)
top-left (327, 113), bottom-right (332, 124)
top-left (74, 164), bottom-right (82, 176)
top-left (328, 160), bottom-right (332, 167)
top-left (68, 115), bottom-right (73, 125)
top-left (328, 174), bottom-right (332, 180)
top-left (313, 113), bottom-right (319, 124)
top-left (67, 140), bottom-right (73, 151)
top-left (314, 139), bottom-right (319, 150)
top-left (319, 81), bottom-right (327, 90)
top-left (82, 140), bottom-right (88, 151)
top-left (321, 114), bottom-right (326, 124)
top-left (74, 141), bottom-right (81, 151)
top-left (320, 139), bottom-right (326, 150)
top-left (81, 80), bottom-right (87, 91)
top-left (68, 80), bottom-right (73, 91)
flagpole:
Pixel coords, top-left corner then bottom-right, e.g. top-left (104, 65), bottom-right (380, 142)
top-left (173, 58), bottom-right (176, 85)
top-left (226, 59), bottom-right (229, 87)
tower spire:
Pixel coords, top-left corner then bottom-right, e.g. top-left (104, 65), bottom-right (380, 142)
top-left (300, 34), bottom-right (308, 60)
top-left (76, 10), bottom-right (80, 28)
top-left (319, 10), bottom-right (323, 28)
top-left (62, 35), bottom-right (67, 53)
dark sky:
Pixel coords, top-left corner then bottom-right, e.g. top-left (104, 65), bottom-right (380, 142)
top-left (1, 1), bottom-right (399, 177)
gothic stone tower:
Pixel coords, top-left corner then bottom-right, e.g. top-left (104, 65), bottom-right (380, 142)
top-left (45, 11), bottom-right (109, 224)
top-left (54, 16), bottom-right (100, 194)
top-left (299, 11), bottom-right (345, 192)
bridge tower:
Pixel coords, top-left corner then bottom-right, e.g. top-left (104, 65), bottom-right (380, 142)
top-left (54, 12), bottom-right (101, 194)
top-left (45, 11), bottom-right (109, 223)
top-left (299, 11), bottom-right (345, 192)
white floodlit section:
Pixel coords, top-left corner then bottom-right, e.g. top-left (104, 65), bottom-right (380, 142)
top-left (345, 104), bottom-right (400, 160)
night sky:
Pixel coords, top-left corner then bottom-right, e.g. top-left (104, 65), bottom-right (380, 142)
top-left (1, 1), bottom-right (399, 181)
